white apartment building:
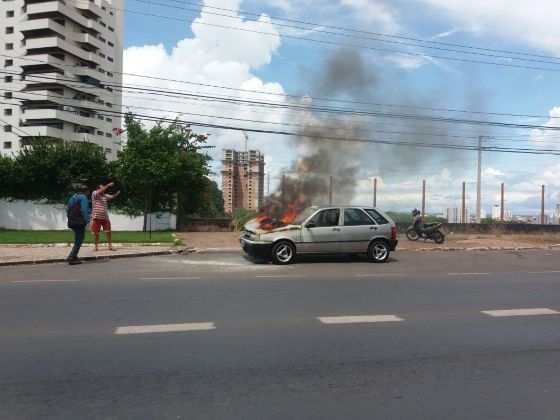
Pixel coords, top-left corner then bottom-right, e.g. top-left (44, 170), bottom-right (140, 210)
top-left (0, 0), bottom-right (124, 160)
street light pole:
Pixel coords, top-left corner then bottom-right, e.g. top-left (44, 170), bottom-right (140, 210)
top-left (476, 136), bottom-right (483, 223)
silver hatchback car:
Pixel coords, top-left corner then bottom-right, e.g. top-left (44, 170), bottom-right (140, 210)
top-left (240, 206), bottom-right (398, 264)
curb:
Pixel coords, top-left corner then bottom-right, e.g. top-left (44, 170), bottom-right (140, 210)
top-left (192, 245), bottom-right (557, 254)
top-left (0, 242), bottom-right (173, 248)
top-left (0, 247), bottom-right (195, 267)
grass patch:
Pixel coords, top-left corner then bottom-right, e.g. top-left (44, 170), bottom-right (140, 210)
top-left (0, 230), bottom-right (176, 245)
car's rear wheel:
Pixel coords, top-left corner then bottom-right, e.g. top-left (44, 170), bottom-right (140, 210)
top-left (368, 240), bottom-right (390, 263)
top-left (271, 241), bottom-right (296, 265)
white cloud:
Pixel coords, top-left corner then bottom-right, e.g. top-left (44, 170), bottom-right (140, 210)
top-left (530, 106), bottom-right (560, 147)
top-left (419, 0), bottom-right (560, 54)
top-left (123, 0), bottom-right (293, 180)
top-left (385, 54), bottom-right (429, 70)
top-left (339, 0), bottom-right (400, 34)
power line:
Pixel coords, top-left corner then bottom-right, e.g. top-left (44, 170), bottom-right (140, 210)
top-left (2, 52), bottom-right (559, 121)
top-left (4, 70), bottom-right (560, 132)
top-left (110, 6), bottom-right (560, 73)
top-left (163, 0), bottom-right (560, 63)
top-left (132, 0), bottom-right (560, 67)
top-left (4, 91), bottom-right (560, 156)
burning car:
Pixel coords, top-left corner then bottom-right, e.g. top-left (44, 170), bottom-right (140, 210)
top-left (240, 206), bottom-right (398, 264)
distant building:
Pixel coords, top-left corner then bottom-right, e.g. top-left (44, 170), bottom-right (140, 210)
top-left (554, 204), bottom-right (560, 224)
top-left (491, 205), bottom-right (512, 221)
top-left (222, 149), bottom-right (265, 214)
top-left (446, 208), bottom-right (460, 223)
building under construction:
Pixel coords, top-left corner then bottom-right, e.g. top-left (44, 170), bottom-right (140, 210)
top-left (222, 149), bottom-right (265, 214)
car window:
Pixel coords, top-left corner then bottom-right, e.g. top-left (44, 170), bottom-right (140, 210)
top-left (365, 209), bottom-right (389, 225)
top-left (309, 209), bottom-right (340, 227)
top-left (344, 208), bottom-right (375, 226)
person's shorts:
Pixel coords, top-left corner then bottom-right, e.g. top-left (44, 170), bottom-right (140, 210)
top-left (91, 218), bottom-right (111, 233)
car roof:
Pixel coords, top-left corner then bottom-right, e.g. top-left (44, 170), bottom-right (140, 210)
top-left (314, 205), bottom-right (380, 210)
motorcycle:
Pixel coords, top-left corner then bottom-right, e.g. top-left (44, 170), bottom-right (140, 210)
top-left (406, 209), bottom-right (446, 244)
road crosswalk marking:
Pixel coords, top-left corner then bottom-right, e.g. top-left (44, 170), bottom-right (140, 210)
top-left (115, 322), bottom-right (216, 335)
top-left (482, 308), bottom-right (559, 317)
top-left (317, 315), bottom-right (404, 324)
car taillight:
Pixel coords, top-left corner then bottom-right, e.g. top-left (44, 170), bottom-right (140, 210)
top-left (391, 226), bottom-right (397, 240)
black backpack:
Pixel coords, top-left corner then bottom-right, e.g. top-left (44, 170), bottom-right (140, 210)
top-left (67, 195), bottom-right (86, 228)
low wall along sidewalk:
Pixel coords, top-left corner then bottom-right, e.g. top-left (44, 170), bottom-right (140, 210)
top-left (0, 199), bottom-right (176, 231)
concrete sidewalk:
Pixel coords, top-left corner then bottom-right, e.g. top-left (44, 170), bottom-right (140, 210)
top-left (0, 244), bottom-right (187, 266)
top-left (177, 232), bottom-right (560, 253)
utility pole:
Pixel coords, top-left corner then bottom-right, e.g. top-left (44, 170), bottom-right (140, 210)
top-left (541, 185), bottom-right (546, 225)
top-left (500, 182), bottom-right (505, 222)
top-left (421, 179), bottom-right (426, 218)
top-left (267, 173), bottom-right (270, 196)
top-left (329, 176), bottom-right (333, 205)
top-left (476, 136), bottom-right (483, 223)
top-left (373, 177), bottom-right (377, 208)
top-left (281, 173), bottom-right (286, 208)
top-left (461, 181), bottom-right (466, 224)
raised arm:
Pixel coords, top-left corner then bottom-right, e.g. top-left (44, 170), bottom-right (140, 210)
top-left (106, 190), bottom-right (121, 201)
top-left (96, 182), bottom-right (115, 194)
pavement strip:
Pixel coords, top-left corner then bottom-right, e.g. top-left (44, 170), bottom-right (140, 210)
top-left (482, 308), bottom-right (560, 317)
top-left (527, 271), bottom-right (560, 274)
top-left (448, 272), bottom-right (490, 276)
top-left (255, 274), bottom-right (307, 279)
top-left (10, 279), bottom-right (80, 284)
top-left (115, 322), bottom-right (216, 335)
top-left (317, 315), bottom-right (404, 324)
top-left (354, 273), bottom-right (404, 278)
top-left (140, 277), bottom-right (202, 281)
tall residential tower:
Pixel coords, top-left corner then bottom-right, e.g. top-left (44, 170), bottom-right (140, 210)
top-left (0, 0), bottom-right (124, 159)
top-left (222, 149), bottom-right (265, 214)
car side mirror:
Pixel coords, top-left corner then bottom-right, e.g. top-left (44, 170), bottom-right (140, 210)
top-left (306, 222), bottom-right (316, 229)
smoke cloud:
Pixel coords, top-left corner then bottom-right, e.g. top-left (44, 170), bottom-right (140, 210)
top-left (259, 47), bottom-right (481, 222)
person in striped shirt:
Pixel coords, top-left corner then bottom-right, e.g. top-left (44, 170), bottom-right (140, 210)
top-left (91, 181), bottom-right (120, 251)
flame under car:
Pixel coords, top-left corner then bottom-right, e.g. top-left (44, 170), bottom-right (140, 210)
top-left (240, 206), bottom-right (398, 264)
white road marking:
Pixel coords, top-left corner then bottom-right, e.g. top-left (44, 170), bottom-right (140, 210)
top-left (448, 272), bottom-right (489, 276)
top-left (140, 277), bottom-right (202, 281)
top-left (318, 315), bottom-right (404, 324)
top-left (528, 271), bottom-right (560, 274)
top-left (354, 273), bottom-right (404, 278)
top-left (482, 308), bottom-right (560, 317)
top-left (11, 279), bottom-right (80, 284)
top-left (115, 322), bottom-right (216, 335)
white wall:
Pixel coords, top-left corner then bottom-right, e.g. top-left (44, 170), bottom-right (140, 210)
top-left (0, 200), bottom-right (176, 231)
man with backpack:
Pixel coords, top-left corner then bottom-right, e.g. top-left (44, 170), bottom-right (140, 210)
top-left (67, 184), bottom-right (91, 265)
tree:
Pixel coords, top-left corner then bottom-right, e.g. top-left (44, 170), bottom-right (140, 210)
top-left (115, 115), bottom-right (211, 230)
top-left (1, 139), bottom-right (108, 202)
top-left (0, 154), bottom-right (14, 199)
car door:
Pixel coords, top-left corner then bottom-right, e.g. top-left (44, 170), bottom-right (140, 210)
top-left (339, 208), bottom-right (378, 252)
top-left (300, 208), bottom-right (342, 253)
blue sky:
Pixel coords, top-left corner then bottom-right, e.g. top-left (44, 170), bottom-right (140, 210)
top-left (120, 0), bottom-right (560, 215)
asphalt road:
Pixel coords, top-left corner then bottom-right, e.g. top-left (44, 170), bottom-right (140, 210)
top-left (2, 250), bottom-right (560, 419)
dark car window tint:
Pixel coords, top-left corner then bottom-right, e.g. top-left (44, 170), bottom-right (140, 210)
top-left (310, 209), bottom-right (340, 227)
top-left (344, 208), bottom-right (375, 226)
top-left (365, 209), bottom-right (389, 225)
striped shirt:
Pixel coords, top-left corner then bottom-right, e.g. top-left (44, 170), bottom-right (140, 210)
top-left (91, 190), bottom-right (109, 220)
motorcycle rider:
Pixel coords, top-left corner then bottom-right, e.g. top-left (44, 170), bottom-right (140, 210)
top-left (412, 208), bottom-right (424, 234)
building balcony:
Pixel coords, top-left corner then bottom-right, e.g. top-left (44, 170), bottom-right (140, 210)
top-left (26, 1), bottom-right (90, 29)
top-left (75, 0), bottom-right (103, 19)
top-left (20, 18), bottom-right (66, 38)
top-left (23, 109), bottom-right (98, 129)
top-left (75, 33), bottom-right (104, 51)
top-left (20, 53), bottom-right (66, 74)
top-left (26, 37), bottom-right (102, 65)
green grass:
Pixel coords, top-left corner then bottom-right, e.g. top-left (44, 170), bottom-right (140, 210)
top-left (0, 230), bottom-right (177, 245)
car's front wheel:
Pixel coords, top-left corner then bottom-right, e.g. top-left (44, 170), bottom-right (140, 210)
top-left (368, 240), bottom-right (390, 263)
top-left (271, 241), bottom-right (296, 265)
